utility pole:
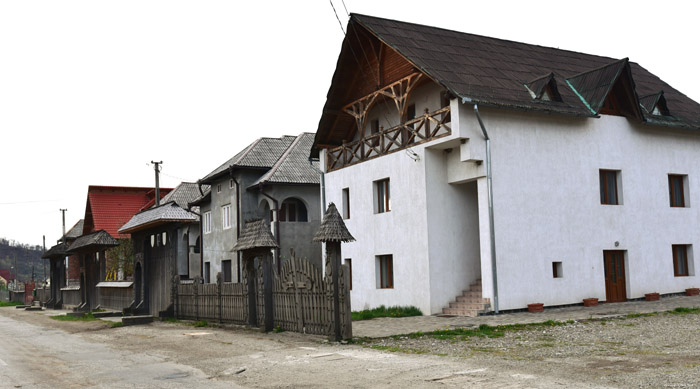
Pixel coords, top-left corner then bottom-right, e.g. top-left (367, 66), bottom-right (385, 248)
top-left (43, 235), bottom-right (46, 282)
top-left (151, 161), bottom-right (163, 206)
top-left (59, 209), bottom-right (67, 239)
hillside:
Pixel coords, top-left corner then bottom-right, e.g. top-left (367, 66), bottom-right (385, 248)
top-left (0, 238), bottom-right (48, 283)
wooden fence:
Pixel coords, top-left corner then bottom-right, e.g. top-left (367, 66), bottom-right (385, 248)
top-left (173, 256), bottom-right (351, 338)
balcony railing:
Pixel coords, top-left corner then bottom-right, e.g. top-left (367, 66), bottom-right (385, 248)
top-left (326, 106), bottom-right (451, 172)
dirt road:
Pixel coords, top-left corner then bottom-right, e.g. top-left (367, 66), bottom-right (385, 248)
top-left (0, 307), bottom-right (599, 388)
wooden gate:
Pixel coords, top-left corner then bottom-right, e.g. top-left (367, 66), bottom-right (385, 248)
top-left (274, 257), bottom-right (328, 334)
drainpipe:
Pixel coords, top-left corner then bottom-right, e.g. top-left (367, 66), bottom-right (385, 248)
top-left (195, 180), bottom-right (205, 281)
top-left (473, 104), bottom-right (499, 314)
top-left (308, 157), bottom-right (326, 213)
top-left (259, 186), bottom-right (281, 273)
top-left (228, 167), bottom-right (243, 282)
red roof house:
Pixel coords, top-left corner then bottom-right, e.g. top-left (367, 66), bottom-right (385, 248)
top-left (83, 186), bottom-right (172, 237)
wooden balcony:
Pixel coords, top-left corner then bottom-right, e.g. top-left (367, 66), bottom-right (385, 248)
top-left (326, 106), bottom-right (451, 172)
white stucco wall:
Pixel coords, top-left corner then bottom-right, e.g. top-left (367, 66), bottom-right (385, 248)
top-left (456, 105), bottom-right (700, 310)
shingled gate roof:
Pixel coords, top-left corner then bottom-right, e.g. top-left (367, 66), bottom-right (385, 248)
top-left (42, 242), bottom-right (69, 259)
top-left (201, 136), bottom-right (297, 184)
top-left (313, 203), bottom-right (355, 243)
top-left (118, 202), bottom-right (199, 234)
top-left (66, 230), bottom-right (119, 254)
top-left (231, 219), bottom-right (279, 252)
top-left (250, 133), bottom-right (320, 188)
top-left (313, 14), bottom-right (700, 151)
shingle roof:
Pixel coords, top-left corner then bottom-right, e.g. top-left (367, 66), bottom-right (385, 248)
top-left (42, 242), bottom-right (69, 259)
top-left (201, 136), bottom-right (297, 184)
top-left (160, 182), bottom-right (208, 209)
top-left (313, 203), bottom-right (355, 243)
top-left (84, 186), bottom-right (172, 237)
top-left (66, 230), bottom-right (119, 253)
top-left (231, 219), bottom-right (279, 252)
top-left (64, 219), bottom-right (84, 240)
top-left (118, 202), bottom-right (199, 234)
top-left (250, 133), bottom-right (320, 187)
top-left (314, 14), bottom-right (700, 150)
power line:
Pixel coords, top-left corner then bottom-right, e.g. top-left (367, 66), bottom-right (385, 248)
top-left (329, 0), bottom-right (345, 34)
top-left (0, 199), bottom-right (61, 205)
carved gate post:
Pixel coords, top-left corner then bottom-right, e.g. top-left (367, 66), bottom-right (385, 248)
top-left (216, 272), bottom-right (223, 324)
top-left (193, 276), bottom-right (200, 320)
top-left (261, 253), bottom-right (274, 332)
top-left (313, 203), bottom-right (356, 341)
top-left (243, 256), bottom-right (257, 327)
top-left (172, 275), bottom-right (180, 319)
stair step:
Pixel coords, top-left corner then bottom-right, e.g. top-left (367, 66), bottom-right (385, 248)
top-left (121, 315), bottom-right (154, 326)
top-left (456, 295), bottom-right (489, 303)
top-left (442, 308), bottom-right (478, 317)
top-left (449, 302), bottom-right (490, 310)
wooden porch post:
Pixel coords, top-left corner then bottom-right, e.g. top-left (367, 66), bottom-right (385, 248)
top-left (261, 253), bottom-right (274, 332)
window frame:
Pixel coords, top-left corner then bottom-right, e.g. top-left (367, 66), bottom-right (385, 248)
top-left (669, 174), bottom-right (687, 208)
top-left (673, 245), bottom-right (690, 277)
top-left (345, 258), bottom-right (352, 290)
top-left (552, 261), bottom-right (563, 278)
top-left (222, 260), bottom-right (232, 283)
top-left (203, 211), bottom-right (212, 234)
top-left (342, 188), bottom-right (350, 219)
top-left (599, 169), bottom-right (620, 205)
top-left (204, 262), bottom-right (211, 284)
top-left (222, 204), bottom-right (232, 230)
top-left (374, 178), bottom-right (391, 214)
top-left (377, 255), bottom-right (394, 289)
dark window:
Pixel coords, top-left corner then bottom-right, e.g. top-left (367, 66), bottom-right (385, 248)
top-left (440, 91), bottom-right (451, 122)
top-left (552, 262), bottom-right (563, 278)
top-left (375, 179), bottom-right (390, 213)
top-left (279, 198), bottom-right (308, 222)
top-left (345, 258), bottom-right (352, 290)
top-left (378, 255), bottom-right (393, 289)
top-left (342, 188), bottom-right (350, 219)
top-left (194, 236), bottom-right (200, 254)
top-left (669, 174), bottom-right (686, 207)
top-left (673, 245), bottom-right (689, 277)
top-left (406, 104), bottom-right (416, 129)
top-left (369, 119), bottom-right (380, 146)
top-left (600, 170), bottom-right (619, 205)
top-left (222, 260), bottom-right (232, 283)
top-left (204, 262), bottom-right (211, 283)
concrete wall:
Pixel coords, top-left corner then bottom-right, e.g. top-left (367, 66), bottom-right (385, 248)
top-left (455, 104), bottom-right (700, 310)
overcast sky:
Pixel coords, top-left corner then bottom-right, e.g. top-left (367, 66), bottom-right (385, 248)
top-left (1, 0), bottom-right (698, 248)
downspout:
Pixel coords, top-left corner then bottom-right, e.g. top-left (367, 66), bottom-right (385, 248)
top-left (195, 180), bottom-right (205, 281)
top-left (308, 157), bottom-right (326, 213)
top-left (472, 103), bottom-right (499, 314)
top-left (228, 167), bottom-right (243, 282)
top-left (259, 185), bottom-right (281, 273)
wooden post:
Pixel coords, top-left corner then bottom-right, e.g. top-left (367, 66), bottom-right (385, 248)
top-left (193, 276), bottom-right (200, 321)
top-left (341, 264), bottom-right (353, 339)
top-left (289, 251), bottom-right (304, 332)
top-left (172, 275), bottom-right (180, 319)
top-left (326, 242), bottom-right (342, 341)
top-left (245, 257), bottom-right (257, 327)
top-left (216, 272), bottom-right (223, 324)
top-left (261, 254), bottom-right (274, 332)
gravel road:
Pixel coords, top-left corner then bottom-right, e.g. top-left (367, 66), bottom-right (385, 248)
top-left (1, 306), bottom-right (699, 388)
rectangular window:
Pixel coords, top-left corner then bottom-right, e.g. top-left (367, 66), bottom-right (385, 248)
top-left (345, 258), bottom-right (352, 290)
top-left (669, 174), bottom-right (687, 207)
top-left (222, 204), bottom-right (232, 229)
top-left (552, 262), bottom-right (563, 278)
top-left (377, 255), bottom-right (393, 289)
top-left (217, 184), bottom-right (221, 193)
top-left (374, 178), bottom-right (390, 214)
top-left (222, 260), bottom-right (232, 282)
top-left (204, 262), bottom-right (211, 283)
top-left (599, 169), bottom-right (620, 205)
top-left (230, 179), bottom-right (234, 189)
top-left (203, 211), bottom-right (212, 234)
top-left (673, 245), bottom-right (690, 277)
top-left (342, 188), bottom-right (350, 219)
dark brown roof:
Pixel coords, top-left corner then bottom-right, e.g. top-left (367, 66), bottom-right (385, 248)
top-left (118, 202), bottom-right (199, 234)
top-left (313, 14), bottom-right (700, 151)
top-left (42, 242), bottom-right (69, 259)
top-left (313, 203), bottom-right (355, 243)
top-left (231, 219), bottom-right (279, 251)
top-left (250, 133), bottom-right (320, 188)
top-left (66, 230), bottom-right (119, 254)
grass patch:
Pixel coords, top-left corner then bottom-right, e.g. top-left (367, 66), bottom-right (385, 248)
top-left (392, 320), bottom-right (570, 341)
top-left (273, 326), bottom-right (285, 333)
top-left (50, 313), bottom-right (99, 322)
top-left (352, 305), bottom-right (422, 321)
top-left (668, 307), bottom-right (700, 315)
top-left (626, 312), bottom-right (657, 319)
top-left (192, 320), bottom-right (209, 327)
top-left (0, 301), bottom-right (23, 307)
top-left (108, 321), bottom-right (124, 328)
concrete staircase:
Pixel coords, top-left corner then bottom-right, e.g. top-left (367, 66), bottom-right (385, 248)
top-left (441, 279), bottom-right (490, 317)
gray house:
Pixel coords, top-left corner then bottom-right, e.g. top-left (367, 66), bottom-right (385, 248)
top-left (118, 182), bottom-right (204, 316)
top-left (194, 132), bottom-right (321, 283)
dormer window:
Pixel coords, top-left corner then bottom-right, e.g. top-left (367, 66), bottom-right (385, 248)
top-left (639, 91), bottom-right (671, 117)
top-left (524, 73), bottom-right (561, 102)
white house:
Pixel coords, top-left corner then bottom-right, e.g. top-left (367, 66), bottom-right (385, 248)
top-left (311, 14), bottom-right (700, 315)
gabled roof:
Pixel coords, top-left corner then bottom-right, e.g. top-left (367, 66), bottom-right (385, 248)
top-left (118, 202), bottom-right (199, 234)
top-left (64, 219), bottom-right (84, 241)
top-left (250, 133), bottom-right (320, 188)
top-left (0, 269), bottom-right (12, 281)
top-left (525, 73), bottom-right (561, 101)
top-left (314, 14), bottom-right (700, 150)
top-left (66, 230), bottom-right (119, 254)
top-left (83, 186), bottom-right (172, 237)
top-left (42, 242), bottom-right (69, 259)
top-left (200, 136), bottom-right (297, 184)
top-left (640, 91), bottom-right (670, 116)
top-left (160, 182), bottom-right (208, 209)
top-left (313, 203), bottom-right (355, 243)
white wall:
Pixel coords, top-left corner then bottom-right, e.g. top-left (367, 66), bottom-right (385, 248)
top-left (456, 104), bottom-right (700, 310)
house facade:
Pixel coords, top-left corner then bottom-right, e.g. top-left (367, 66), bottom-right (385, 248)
top-left (118, 182), bottom-right (202, 316)
top-left (195, 133), bottom-right (321, 284)
top-left (312, 14), bottom-right (700, 315)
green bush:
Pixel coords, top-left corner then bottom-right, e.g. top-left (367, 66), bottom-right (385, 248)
top-left (352, 305), bottom-right (423, 321)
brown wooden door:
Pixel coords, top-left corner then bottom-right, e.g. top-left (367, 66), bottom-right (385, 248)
top-left (603, 251), bottom-right (627, 302)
